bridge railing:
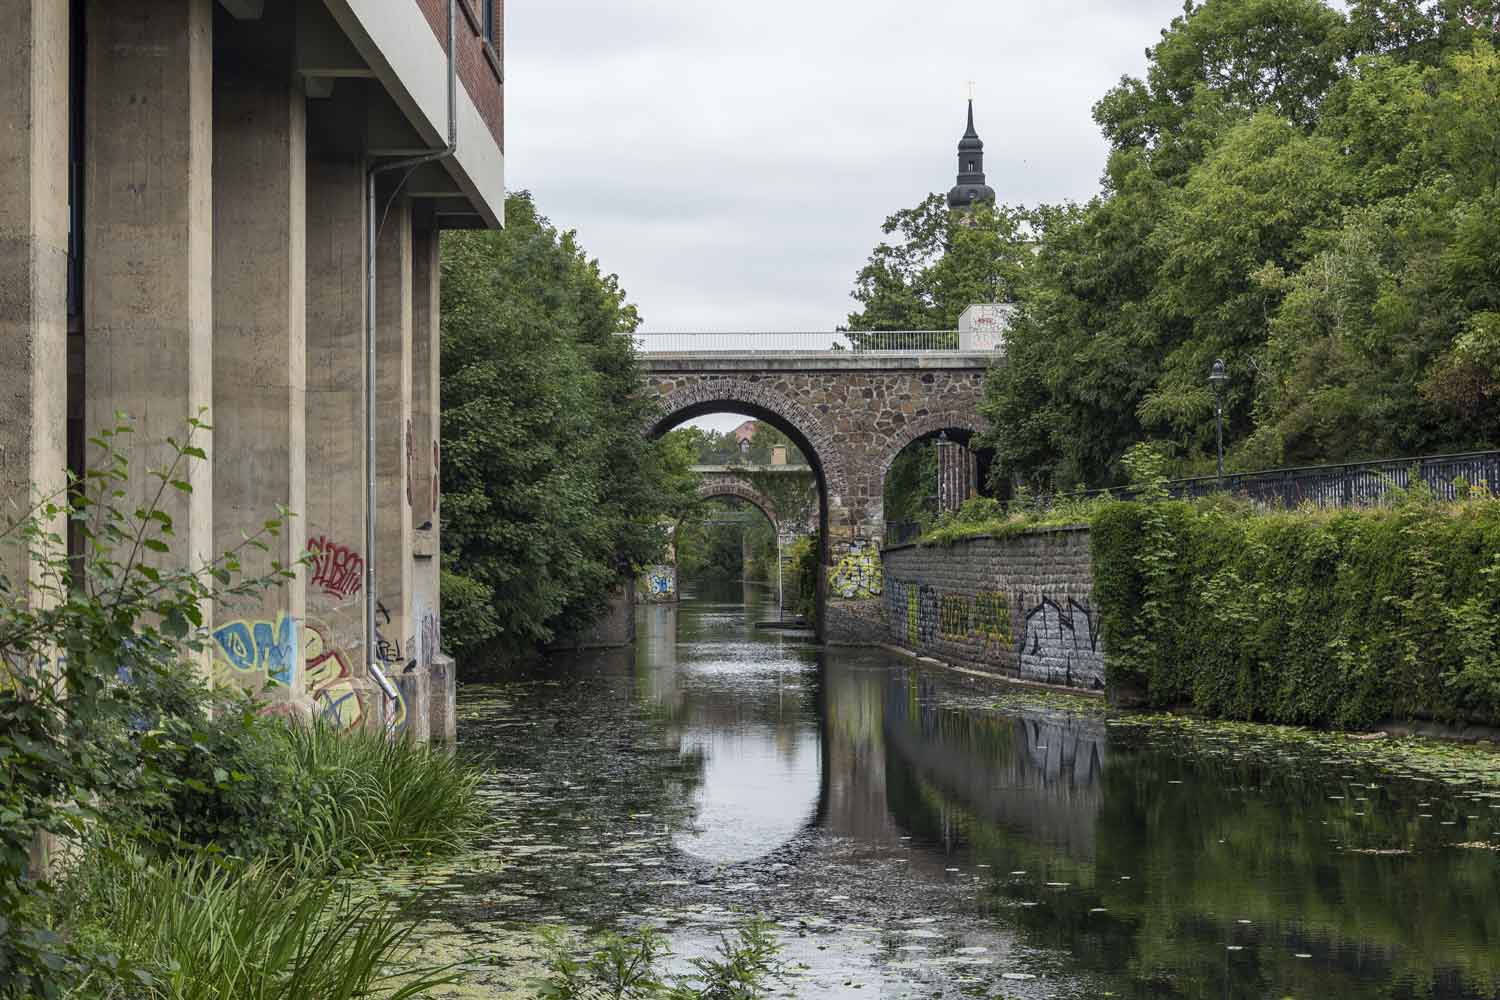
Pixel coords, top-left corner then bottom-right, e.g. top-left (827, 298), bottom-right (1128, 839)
top-left (627, 331), bottom-right (969, 353)
top-left (1031, 450), bottom-right (1500, 512)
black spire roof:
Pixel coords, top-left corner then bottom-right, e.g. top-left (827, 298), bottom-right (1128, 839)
top-left (947, 99), bottom-right (996, 211)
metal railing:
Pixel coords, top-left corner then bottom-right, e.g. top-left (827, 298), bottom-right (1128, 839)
top-left (883, 449), bottom-right (1500, 546)
top-left (885, 521), bottom-right (924, 547)
top-left (1168, 450), bottom-right (1500, 508)
top-left (1040, 449), bottom-right (1500, 511)
top-left (627, 330), bottom-right (972, 353)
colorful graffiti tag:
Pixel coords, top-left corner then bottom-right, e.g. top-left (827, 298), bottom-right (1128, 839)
top-left (885, 573), bottom-right (1104, 689)
top-left (830, 544), bottom-right (883, 599)
top-left (304, 619), bottom-right (363, 732)
top-left (308, 535), bottom-right (364, 599)
top-left (213, 614), bottom-right (299, 689)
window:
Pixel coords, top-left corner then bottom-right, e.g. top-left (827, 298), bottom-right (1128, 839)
top-left (483, 0), bottom-right (497, 44)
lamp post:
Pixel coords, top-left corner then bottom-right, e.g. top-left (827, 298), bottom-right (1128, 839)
top-left (1209, 358), bottom-right (1227, 488)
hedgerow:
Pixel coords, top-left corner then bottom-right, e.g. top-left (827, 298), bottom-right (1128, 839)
top-left (1092, 489), bottom-right (1500, 728)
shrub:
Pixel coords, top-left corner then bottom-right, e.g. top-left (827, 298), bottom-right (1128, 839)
top-left (1092, 491), bottom-right (1500, 727)
top-left (0, 415), bottom-right (294, 995)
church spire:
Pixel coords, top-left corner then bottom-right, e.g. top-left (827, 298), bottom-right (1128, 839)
top-left (947, 98), bottom-right (996, 212)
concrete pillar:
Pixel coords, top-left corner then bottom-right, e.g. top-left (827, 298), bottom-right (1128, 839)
top-left (304, 85), bottom-right (380, 731)
top-left (374, 191), bottom-right (413, 691)
top-left (937, 435), bottom-right (975, 514)
top-left (428, 653), bottom-right (457, 746)
top-left (84, 0), bottom-right (215, 680)
top-left (0, 0), bottom-right (69, 595)
top-left (210, 4), bottom-right (308, 702)
top-left (410, 214), bottom-right (440, 669)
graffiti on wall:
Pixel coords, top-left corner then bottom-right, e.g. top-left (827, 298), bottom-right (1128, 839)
top-left (405, 419), bottom-right (416, 508)
top-left (308, 535), bottom-right (364, 599)
top-left (932, 591), bottom-right (1014, 650)
top-left (430, 441), bottom-right (440, 520)
top-left (649, 569), bottom-right (674, 596)
top-left (304, 619), bottom-right (363, 732)
top-left (884, 574), bottom-right (1103, 689)
top-left (887, 577), bottom-right (938, 645)
top-left (417, 606), bottom-right (440, 667)
top-left (831, 543), bottom-right (883, 599)
top-left (1017, 596), bottom-right (1099, 688)
top-left (374, 602), bottom-right (403, 666)
top-left (213, 614), bottom-right (299, 689)
top-left (386, 680), bottom-right (408, 735)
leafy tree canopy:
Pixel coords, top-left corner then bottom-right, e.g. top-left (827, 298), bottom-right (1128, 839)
top-left (440, 193), bottom-right (698, 660)
top-left (847, 0), bottom-right (1500, 491)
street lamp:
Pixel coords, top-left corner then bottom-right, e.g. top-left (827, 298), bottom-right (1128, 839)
top-left (1209, 358), bottom-right (1227, 488)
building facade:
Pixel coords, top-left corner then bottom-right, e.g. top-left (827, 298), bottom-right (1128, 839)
top-left (1, 0), bottom-right (505, 740)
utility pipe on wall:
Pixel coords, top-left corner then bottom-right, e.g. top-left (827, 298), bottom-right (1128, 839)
top-left (365, 0), bottom-right (459, 697)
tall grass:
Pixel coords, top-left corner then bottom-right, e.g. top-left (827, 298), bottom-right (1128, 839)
top-left (55, 723), bottom-right (486, 999)
top-left (281, 723), bottom-right (486, 867)
top-left (61, 846), bottom-right (458, 1000)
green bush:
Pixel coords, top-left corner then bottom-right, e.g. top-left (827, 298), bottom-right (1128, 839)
top-left (1092, 492), bottom-right (1500, 727)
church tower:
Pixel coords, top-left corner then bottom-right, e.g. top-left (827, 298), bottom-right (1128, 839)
top-left (946, 99), bottom-right (996, 212)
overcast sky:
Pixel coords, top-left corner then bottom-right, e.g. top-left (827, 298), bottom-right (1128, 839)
top-left (503, 0), bottom-right (1186, 427)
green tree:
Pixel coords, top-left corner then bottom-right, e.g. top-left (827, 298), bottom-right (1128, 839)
top-left (846, 197), bottom-right (1035, 338)
top-left (964, 1), bottom-right (1500, 489)
top-left (440, 193), bottom-right (697, 661)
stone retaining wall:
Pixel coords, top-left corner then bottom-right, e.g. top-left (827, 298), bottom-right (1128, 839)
top-left (882, 527), bottom-right (1103, 691)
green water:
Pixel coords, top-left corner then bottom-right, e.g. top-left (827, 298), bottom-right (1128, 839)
top-left (416, 582), bottom-right (1500, 999)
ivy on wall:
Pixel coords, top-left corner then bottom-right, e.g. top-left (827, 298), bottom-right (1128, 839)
top-left (1092, 493), bottom-right (1500, 728)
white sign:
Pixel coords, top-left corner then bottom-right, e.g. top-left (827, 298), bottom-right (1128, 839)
top-left (958, 304), bottom-right (1013, 351)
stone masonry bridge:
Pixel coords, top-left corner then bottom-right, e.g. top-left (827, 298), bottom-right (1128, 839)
top-left (634, 332), bottom-right (1003, 637)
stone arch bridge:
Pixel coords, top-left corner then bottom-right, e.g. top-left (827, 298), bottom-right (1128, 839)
top-left (635, 335), bottom-right (1003, 636)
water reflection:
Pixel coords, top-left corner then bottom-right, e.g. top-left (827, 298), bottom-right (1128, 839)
top-left (433, 582), bottom-right (1500, 999)
top-left (630, 585), bottom-right (1500, 998)
top-left (650, 583), bottom-right (822, 864)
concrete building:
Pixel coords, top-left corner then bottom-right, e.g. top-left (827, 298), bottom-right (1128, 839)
top-left (1, 0), bottom-right (504, 742)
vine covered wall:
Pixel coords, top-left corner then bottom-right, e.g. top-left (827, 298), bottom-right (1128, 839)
top-left (1093, 497), bottom-right (1500, 728)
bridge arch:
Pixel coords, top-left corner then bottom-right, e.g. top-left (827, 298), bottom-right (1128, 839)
top-left (696, 475), bottom-right (781, 533)
top-left (645, 378), bottom-right (851, 533)
top-left (876, 410), bottom-right (992, 481)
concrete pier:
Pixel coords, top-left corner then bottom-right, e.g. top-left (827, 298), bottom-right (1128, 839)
top-left (2, 0), bottom-right (507, 743)
top-left (373, 189), bottom-right (414, 721)
top-left (211, 3), bottom-right (308, 699)
top-left (0, 0), bottom-right (70, 597)
top-left (84, 0), bottom-right (217, 683)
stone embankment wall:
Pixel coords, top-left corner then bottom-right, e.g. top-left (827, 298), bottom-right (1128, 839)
top-left (881, 527), bottom-right (1103, 691)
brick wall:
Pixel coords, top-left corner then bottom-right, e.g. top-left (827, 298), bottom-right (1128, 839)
top-left (414, 0), bottom-right (504, 152)
top-left (882, 527), bottom-right (1103, 691)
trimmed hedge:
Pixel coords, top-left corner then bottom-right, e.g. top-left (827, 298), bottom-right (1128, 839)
top-left (1092, 496), bottom-right (1500, 728)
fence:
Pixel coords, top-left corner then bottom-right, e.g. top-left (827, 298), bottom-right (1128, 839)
top-left (1163, 450), bottom-right (1500, 508)
top-left (882, 450), bottom-right (1500, 546)
top-left (627, 331), bottom-right (967, 353)
top-left (885, 521), bottom-right (924, 547)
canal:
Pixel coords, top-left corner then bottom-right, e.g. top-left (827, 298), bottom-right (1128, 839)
top-left (410, 582), bottom-right (1500, 998)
